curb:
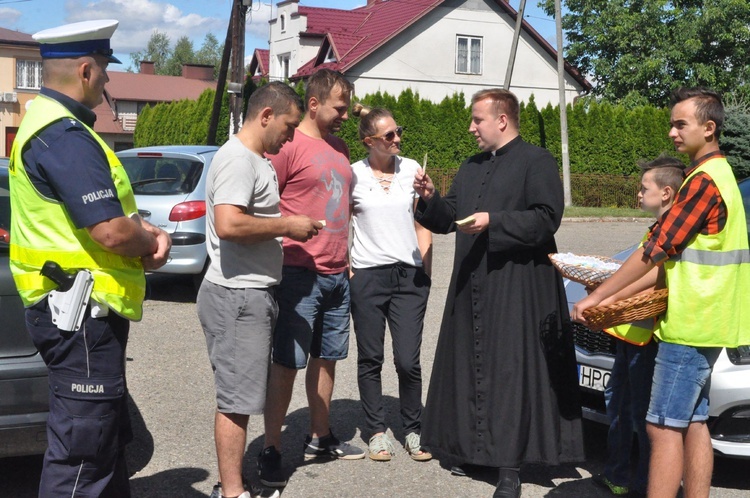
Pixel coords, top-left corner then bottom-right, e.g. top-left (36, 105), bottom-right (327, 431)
top-left (562, 217), bottom-right (655, 223)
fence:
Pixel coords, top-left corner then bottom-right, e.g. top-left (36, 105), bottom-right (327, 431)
top-left (428, 169), bottom-right (641, 209)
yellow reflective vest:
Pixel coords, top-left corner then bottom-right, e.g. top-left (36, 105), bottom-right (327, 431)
top-left (604, 232), bottom-right (656, 346)
top-left (9, 94), bottom-right (145, 320)
top-left (655, 155), bottom-right (750, 347)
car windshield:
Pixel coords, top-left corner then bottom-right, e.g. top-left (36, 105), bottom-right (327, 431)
top-left (0, 167), bottom-right (10, 253)
top-left (120, 156), bottom-right (204, 195)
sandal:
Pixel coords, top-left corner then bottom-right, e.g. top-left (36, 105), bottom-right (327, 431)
top-left (368, 433), bottom-right (395, 461)
top-left (404, 432), bottom-right (432, 461)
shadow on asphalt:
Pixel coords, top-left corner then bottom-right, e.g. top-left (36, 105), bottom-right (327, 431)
top-left (145, 273), bottom-right (198, 303)
top-left (244, 396), bottom-right (423, 488)
top-left (126, 392), bottom-right (155, 475)
top-left (130, 467), bottom-right (211, 497)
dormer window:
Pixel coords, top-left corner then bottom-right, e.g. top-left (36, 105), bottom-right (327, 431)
top-left (280, 14), bottom-right (286, 33)
top-left (324, 46), bottom-right (336, 63)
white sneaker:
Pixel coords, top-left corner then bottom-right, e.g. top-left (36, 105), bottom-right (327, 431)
top-left (211, 482), bottom-right (280, 498)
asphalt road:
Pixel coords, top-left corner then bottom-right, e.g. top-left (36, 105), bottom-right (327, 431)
top-left (2, 219), bottom-right (749, 497)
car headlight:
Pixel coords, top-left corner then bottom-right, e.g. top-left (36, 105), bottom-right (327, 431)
top-left (726, 345), bottom-right (750, 365)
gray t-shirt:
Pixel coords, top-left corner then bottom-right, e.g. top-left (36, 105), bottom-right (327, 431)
top-left (204, 135), bottom-right (282, 288)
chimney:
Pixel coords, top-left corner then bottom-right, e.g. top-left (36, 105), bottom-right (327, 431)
top-left (182, 63), bottom-right (215, 80)
top-left (140, 61), bottom-right (155, 75)
top-left (366, 0), bottom-right (380, 6)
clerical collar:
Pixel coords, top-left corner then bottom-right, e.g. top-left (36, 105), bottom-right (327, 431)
top-left (490, 135), bottom-right (522, 157)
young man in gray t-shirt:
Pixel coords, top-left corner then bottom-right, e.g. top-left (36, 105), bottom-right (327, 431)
top-left (197, 82), bottom-right (322, 498)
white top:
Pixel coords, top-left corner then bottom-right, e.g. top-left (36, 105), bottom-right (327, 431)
top-left (349, 155), bottom-right (422, 269)
top-left (204, 136), bottom-right (283, 288)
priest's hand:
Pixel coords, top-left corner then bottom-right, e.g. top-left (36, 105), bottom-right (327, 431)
top-left (413, 169), bottom-right (435, 200)
top-left (457, 212), bottom-right (489, 234)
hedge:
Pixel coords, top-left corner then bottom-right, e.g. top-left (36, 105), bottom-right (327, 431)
top-left (133, 86), bottom-right (750, 206)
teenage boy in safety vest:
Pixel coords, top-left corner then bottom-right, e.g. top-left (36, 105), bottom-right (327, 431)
top-left (592, 155), bottom-right (685, 498)
top-left (573, 87), bottom-right (750, 498)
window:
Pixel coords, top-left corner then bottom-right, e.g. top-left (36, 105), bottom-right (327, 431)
top-left (280, 14), bottom-right (286, 32)
top-left (324, 46), bottom-right (336, 63)
top-left (279, 55), bottom-right (290, 81)
top-left (16, 60), bottom-right (43, 89)
top-left (455, 36), bottom-right (482, 75)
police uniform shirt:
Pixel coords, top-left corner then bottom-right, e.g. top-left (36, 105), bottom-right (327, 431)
top-left (21, 87), bottom-right (125, 229)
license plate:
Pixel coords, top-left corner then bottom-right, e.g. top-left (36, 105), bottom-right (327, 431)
top-left (578, 364), bottom-right (610, 392)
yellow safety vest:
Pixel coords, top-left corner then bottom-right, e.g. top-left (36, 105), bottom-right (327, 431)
top-left (9, 94), bottom-right (145, 321)
top-left (604, 232), bottom-right (656, 346)
top-left (655, 155), bottom-right (750, 347)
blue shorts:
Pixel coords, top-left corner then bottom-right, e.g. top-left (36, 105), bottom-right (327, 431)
top-left (646, 341), bottom-right (721, 428)
top-left (272, 266), bottom-right (350, 369)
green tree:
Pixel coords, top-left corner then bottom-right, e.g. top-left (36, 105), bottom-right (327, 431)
top-left (164, 36), bottom-right (195, 77)
top-left (542, 0), bottom-right (750, 105)
top-left (519, 94), bottom-right (542, 146)
top-left (195, 33), bottom-right (223, 79)
top-left (129, 31), bottom-right (172, 74)
top-left (723, 99), bottom-right (750, 179)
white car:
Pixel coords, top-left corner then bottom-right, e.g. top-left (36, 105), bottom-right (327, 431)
top-left (117, 146), bottom-right (219, 289)
top-left (568, 177), bottom-right (750, 458)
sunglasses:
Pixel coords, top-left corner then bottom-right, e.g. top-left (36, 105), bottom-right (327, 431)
top-left (370, 126), bottom-right (403, 142)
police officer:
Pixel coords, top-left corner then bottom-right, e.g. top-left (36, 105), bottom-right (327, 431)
top-left (8, 20), bottom-right (170, 497)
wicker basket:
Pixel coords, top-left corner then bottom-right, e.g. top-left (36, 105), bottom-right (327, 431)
top-left (582, 288), bottom-right (669, 330)
top-left (549, 253), bottom-right (622, 289)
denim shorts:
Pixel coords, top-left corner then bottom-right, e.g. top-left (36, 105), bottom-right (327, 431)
top-left (272, 266), bottom-right (350, 369)
top-left (646, 341), bottom-right (722, 428)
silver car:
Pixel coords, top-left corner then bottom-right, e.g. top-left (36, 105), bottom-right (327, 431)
top-left (568, 177), bottom-right (750, 458)
top-left (116, 146), bottom-right (219, 289)
top-left (0, 158), bottom-right (49, 458)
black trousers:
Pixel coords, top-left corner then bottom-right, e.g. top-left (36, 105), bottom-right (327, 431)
top-left (26, 299), bottom-right (132, 498)
top-left (349, 264), bottom-right (430, 436)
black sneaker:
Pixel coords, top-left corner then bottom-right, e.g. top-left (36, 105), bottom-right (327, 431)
top-left (303, 431), bottom-right (365, 460)
top-left (257, 446), bottom-right (289, 488)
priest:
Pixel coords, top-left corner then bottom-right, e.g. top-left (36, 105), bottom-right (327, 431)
top-left (413, 88), bottom-right (584, 498)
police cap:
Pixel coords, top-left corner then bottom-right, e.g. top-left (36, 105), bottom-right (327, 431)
top-left (33, 19), bottom-right (121, 64)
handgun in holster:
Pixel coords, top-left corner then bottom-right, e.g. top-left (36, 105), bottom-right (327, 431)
top-left (40, 261), bottom-right (94, 332)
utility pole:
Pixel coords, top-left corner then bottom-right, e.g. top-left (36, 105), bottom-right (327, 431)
top-left (555, 0), bottom-right (572, 206)
top-left (504, 0), bottom-right (526, 89)
top-left (207, 0), bottom-right (250, 145)
top-left (230, 0), bottom-right (249, 134)
top-left (207, 16), bottom-right (232, 145)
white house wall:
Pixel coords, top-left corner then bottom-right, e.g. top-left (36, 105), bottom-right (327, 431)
top-left (269, 2), bottom-right (322, 81)
top-left (346, 0), bottom-right (582, 106)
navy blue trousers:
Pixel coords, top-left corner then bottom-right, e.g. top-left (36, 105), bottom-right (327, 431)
top-left (26, 299), bottom-right (132, 498)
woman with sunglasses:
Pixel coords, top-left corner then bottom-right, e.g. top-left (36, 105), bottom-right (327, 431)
top-left (349, 104), bottom-right (433, 462)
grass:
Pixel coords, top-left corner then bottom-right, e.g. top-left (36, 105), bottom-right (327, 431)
top-left (563, 206), bottom-right (654, 218)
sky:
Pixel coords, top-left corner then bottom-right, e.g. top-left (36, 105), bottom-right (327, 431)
top-left (0, 0), bottom-right (559, 71)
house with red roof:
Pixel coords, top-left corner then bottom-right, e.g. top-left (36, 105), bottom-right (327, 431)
top-left (250, 0), bottom-right (591, 105)
top-left (93, 61), bottom-right (217, 151)
top-left (248, 48), bottom-right (270, 81)
top-left (0, 26), bottom-right (39, 157)
top-left (0, 26), bottom-right (216, 155)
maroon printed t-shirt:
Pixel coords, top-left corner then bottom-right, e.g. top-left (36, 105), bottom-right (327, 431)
top-left (267, 128), bottom-right (351, 274)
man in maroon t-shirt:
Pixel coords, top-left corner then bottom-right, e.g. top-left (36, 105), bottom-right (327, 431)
top-left (258, 69), bottom-right (365, 488)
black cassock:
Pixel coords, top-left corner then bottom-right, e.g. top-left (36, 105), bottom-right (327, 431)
top-left (417, 136), bottom-right (584, 467)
